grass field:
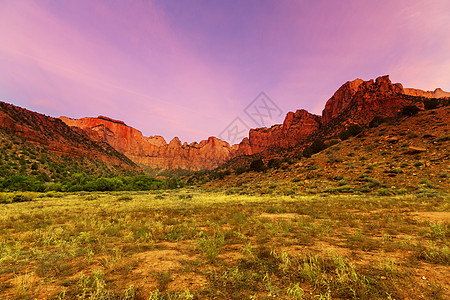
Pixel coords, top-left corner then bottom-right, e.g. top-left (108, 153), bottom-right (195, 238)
top-left (0, 190), bottom-right (448, 299)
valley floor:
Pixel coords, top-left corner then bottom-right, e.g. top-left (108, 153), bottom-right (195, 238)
top-left (0, 190), bottom-right (449, 299)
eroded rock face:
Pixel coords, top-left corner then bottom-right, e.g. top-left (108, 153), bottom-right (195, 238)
top-left (59, 116), bottom-right (235, 171)
top-left (321, 75), bottom-right (409, 129)
top-left (248, 110), bottom-right (321, 154)
top-left (404, 88), bottom-right (450, 98)
top-left (322, 78), bottom-right (364, 125)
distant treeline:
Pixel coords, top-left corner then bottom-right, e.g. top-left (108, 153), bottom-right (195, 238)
top-left (0, 174), bottom-right (183, 192)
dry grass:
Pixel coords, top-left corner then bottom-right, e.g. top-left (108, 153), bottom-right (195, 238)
top-left (0, 190), bottom-right (448, 299)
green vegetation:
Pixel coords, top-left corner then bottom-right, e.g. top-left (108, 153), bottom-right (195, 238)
top-left (0, 173), bottom-right (184, 192)
top-left (0, 130), bottom-right (185, 192)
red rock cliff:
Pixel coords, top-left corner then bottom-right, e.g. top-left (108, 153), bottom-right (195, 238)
top-left (321, 75), bottom-right (412, 130)
top-left (59, 116), bottom-right (235, 171)
top-left (248, 109), bottom-right (321, 154)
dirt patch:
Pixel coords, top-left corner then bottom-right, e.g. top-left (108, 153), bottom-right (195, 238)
top-left (132, 249), bottom-right (198, 275)
top-left (411, 212), bottom-right (449, 224)
top-left (410, 262), bottom-right (450, 299)
top-left (257, 213), bottom-right (303, 220)
top-left (218, 244), bottom-right (245, 264)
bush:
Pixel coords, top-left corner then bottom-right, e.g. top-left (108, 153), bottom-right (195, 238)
top-left (401, 105), bottom-right (420, 116)
top-left (250, 159), bottom-right (266, 172)
top-left (303, 139), bottom-right (327, 158)
top-left (234, 166), bottom-right (248, 175)
top-left (165, 178), bottom-right (179, 189)
top-left (267, 158), bottom-right (281, 169)
top-left (339, 124), bottom-right (363, 140)
top-left (117, 195), bottom-right (133, 201)
top-left (85, 194), bottom-right (99, 201)
top-left (369, 116), bottom-right (386, 128)
top-left (423, 98), bottom-right (439, 110)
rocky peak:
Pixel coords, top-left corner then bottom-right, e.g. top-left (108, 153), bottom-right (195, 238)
top-left (322, 78), bottom-right (364, 125)
top-left (146, 136), bottom-right (167, 147)
top-left (322, 75), bottom-right (405, 126)
top-left (404, 87), bottom-right (450, 98)
top-left (168, 137), bottom-right (182, 148)
top-left (97, 116), bottom-right (127, 126)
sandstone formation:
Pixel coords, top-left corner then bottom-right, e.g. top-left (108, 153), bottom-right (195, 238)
top-left (322, 78), bottom-right (364, 125)
top-left (59, 116), bottom-right (235, 171)
top-left (248, 109), bottom-right (321, 153)
top-left (321, 75), bottom-right (413, 131)
top-left (60, 75), bottom-right (448, 170)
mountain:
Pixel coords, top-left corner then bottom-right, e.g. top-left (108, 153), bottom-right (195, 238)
top-left (205, 105), bottom-right (450, 195)
top-left (59, 116), bottom-right (236, 171)
top-left (3, 75), bottom-right (448, 172)
top-left (0, 101), bottom-right (139, 172)
top-left (404, 87), bottom-right (450, 98)
top-left (241, 75), bottom-right (447, 155)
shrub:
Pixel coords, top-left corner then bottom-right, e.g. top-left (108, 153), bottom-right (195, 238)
top-left (303, 139), bottom-right (327, 158)
top-left (339, 124), bottom-right (363, 140)
top-left (234, 166), bottom-right (248, 175)
top-left (85, 194), bottom-right (99, 201)
top-left (12, 192), bottom-right (36, 202)
top-left (117, 195), bottom-right (133, 201)
top-left (377, 188), bottom-right (395, 196)
top-left (165, 178), bottom-right (179, 189)
top-left (369, 116), bottom-right (386, 128)
top-left (401, 105), bottom-right (420, 116)
top-left (423, 98), bottom-right (439, 110)
top-left (250, 159), bottom-right (266, 172)
top-left (267, 158), bottom-right (282, 169)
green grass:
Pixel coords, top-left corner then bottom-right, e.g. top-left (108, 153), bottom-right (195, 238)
top-left (0, 190), bottom-right (448, 299)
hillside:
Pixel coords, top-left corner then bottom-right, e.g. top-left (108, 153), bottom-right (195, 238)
top-left (200, 105), bottom-right (449, 196)
top-left (0, 101), bottom-right (144, 191)
top-left (0, 101), bottom-right (139, 171)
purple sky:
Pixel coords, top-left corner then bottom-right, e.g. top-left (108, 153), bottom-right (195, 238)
top-left (1, 0), bottom-right (449, 144)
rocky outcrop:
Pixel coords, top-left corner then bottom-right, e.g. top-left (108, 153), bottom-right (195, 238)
top-left (60, 110), bottom-right (322, 168)
top-left (60, 116), bottom-right (236, 171)
top-left (322, 78), bottom-right (364, 125)
top-left (404, 88), bottom-right (450, 98)
top-left (321, 75), bottom-right (411, 131)
top-left (248, 110), bottom-right (321, 153)
top-left (0, 101), bottom-right (138, 171)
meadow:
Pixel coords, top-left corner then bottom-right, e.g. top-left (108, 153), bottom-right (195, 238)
top-left (0, 189), bottom-right (448, 299)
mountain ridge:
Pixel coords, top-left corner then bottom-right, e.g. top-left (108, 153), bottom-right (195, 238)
top-left (2, 75), bottom-right (448, 171)
top-left (60, 75), bottom-right (448, 170)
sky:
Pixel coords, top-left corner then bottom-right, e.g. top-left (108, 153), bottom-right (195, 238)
top-left (1, 0), bottom-right (449, 144)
